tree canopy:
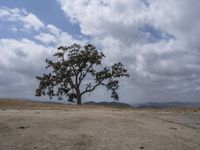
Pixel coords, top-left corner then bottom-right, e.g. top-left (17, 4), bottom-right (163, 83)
top-left (36, 43), bottom-right (129, 105)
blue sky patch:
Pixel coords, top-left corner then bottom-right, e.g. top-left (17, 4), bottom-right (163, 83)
top-left (0, 0), bottom-right (82, 37)
top-left (140, 24), bottom-right (175, 43)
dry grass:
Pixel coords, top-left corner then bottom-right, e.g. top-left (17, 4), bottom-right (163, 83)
top-left (0, 98), bottom-right (199, 113)
top-left (139, 107), bottom-right (200, 113)
top-left (0, 98), bottom-right (124, 111)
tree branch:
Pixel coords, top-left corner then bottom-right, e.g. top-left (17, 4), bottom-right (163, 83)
top-left (81, 81), bottom-right (106, 96)
top-left (78, 64), bottom-right (93, 86)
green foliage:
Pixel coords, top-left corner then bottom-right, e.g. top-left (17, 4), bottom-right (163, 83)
top-left (36, 43), bottom-right (129, 104)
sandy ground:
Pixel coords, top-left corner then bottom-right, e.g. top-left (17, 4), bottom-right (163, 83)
top-left (0, 108), bottom-right (200, 150)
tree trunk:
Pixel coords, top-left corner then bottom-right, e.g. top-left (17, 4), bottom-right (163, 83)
top-left (76, 88), bottom-right (82, 105)
top-left (77, 95), bottom-right (81, 105)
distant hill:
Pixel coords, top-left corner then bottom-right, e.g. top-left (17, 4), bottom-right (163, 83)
top-left (85, 101), bottom-right (200, 109)
top-left (84, 101), bottom-right (131, 108)
top-left (1, 98), bottom-right (199, 109)
top-left (133, 102), bottom-right (200, 108)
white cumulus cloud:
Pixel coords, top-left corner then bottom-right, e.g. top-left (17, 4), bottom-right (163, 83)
top-left (0, 7), bottom-right (85, 101)
top-left (58, 0), bottom-right (200, 102)
top-left (0, 7), bottom-right (44, 31)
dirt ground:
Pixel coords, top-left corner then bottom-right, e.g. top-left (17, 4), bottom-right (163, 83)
top-left (0, 107), bottom-right (200, 150)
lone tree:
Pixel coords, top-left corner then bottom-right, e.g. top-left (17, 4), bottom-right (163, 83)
top-left (36, 43), bottom-right (129, 105)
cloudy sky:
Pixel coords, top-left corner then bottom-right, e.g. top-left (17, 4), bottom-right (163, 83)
top-left (0, 0), bottom-right (200, 104)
